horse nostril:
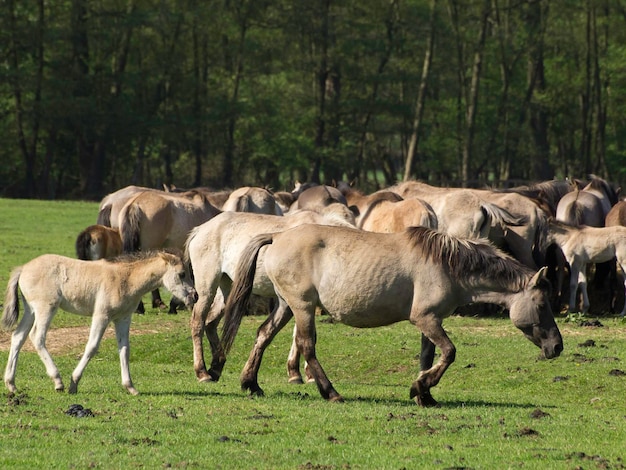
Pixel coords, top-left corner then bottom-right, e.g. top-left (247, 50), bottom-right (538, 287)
top-left (555, 342), bottom-right (563, 356)
top-left (192, 292), bottom-right (199, 302)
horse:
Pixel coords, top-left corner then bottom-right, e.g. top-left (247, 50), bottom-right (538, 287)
top-left (388, 181), bottom-right (547, 269)
top-left (97, 185), bottom-right (232, 228)
top-left (554, 175), bottom-right (620, 307)
top-left (118, 189), bottom-right (222, 312)
top-left (290, 185), bottom-right (347, 212)
top-left (358, 197), bottom-right (438, 232)
top-left (334, 180), bottom-right (404, 221)
top-left (495, 179), bottom-right (577, 217)
top-left (547, 219), bottom-right (626, 315)
top-left (75, 224), bottom-right (122, 260)
top-left (2, 250), bottom-right (197, 395)
top-left (221, 186), bottom-right (283, 215)
top-left (184, 204), bottom-right (357, 383)
top-left (220, 225), bottom-right (562, 407)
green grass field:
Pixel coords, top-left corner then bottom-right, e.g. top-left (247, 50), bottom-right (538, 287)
top-left (1, 198), bottom-right (625, 469)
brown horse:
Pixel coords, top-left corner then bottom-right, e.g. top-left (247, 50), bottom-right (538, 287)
top-left (75, 225), bottom-right (122, 260)
top-left (118, 189), bottom-right (222, 311)
top-left (389, 182), bottom-right (540, 265)
top-left (334, 180), bottom-right (403, 220)
top-left (290, 185), bottom-right (347, 212)
top-left (2, 250), bottom-right (197, 395)
top-left (358, 197), bottom-right (438, 232)
top-left (221, 186), bottom-right (283, 215)
top-left (184, 204), bottom-right (357, 383)
top-left (221, 225), bottom-right (562, 407)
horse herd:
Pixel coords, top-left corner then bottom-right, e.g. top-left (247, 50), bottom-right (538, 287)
top-left (3, 176), bottom-right (624, 406)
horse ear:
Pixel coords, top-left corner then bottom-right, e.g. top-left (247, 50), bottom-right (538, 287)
top-left (529, 266), bottom-right (549, 288)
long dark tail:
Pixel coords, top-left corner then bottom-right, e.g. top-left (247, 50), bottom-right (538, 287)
top-left (120, 202), bottom-right (142, 253)
top-left (97, 204), bottom-right (112, 226)
top-left (75, 227), bottom-right (93, 260)
top-left (221, 233), bottom-right (275, 355)
top-left (2, 266), bottom-right (22, 329)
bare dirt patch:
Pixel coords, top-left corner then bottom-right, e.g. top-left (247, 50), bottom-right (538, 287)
top-left (0, 323), bottom-right (171, 355)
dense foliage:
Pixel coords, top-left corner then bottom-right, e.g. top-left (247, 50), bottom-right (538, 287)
top-left (2, 0), bottom-right (626, 199)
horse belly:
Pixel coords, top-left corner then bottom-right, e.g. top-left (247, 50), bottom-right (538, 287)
top-left (317, 279), bottom-right (413, 328)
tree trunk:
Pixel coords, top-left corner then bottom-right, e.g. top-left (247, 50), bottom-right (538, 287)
top-left (461, 0), bottom-right (490, 187)
top-left (403, 0), bottom-right (436, 182)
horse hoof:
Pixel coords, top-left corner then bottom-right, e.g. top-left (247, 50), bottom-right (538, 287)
top-left (415, 393), bottom-right (440, 408)
top-left (198, 376), bottom-right (216, 383)
top-left (329, 395), bottom-right (344, 403)
top-left (126, 386), bottom-right (139, 396)
top-left (288, 376), bottom-right (304, 385)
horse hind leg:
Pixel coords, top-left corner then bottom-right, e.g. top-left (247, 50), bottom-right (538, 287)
top-left (292, 305), bottom-right (343, 402)
top-left (191, 287), bottom-right (223, 382)
top-left (240, 297), bottom-right (293, 397)
top-left (286, 324), bottom-right (314, 384)
top-left (4, 301), bottom-right (38, 393)
top-left (27, 304), bottom-right (64, 392)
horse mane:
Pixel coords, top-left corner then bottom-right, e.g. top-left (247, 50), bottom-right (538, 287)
top-left (587, 174), bottom-right (619, 205)
top-left (405, 226), bottom-right (532, 290)
top-left (106, 248), bottom-right (182, 264)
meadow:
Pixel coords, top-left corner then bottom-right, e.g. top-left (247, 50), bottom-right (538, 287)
top-left (1, 197), bottom-right (625, 469)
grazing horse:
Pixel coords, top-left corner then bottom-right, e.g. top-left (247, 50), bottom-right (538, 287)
top-left (547, 220), bottom-right (626, 315)
top-left (388, 181), bottom-right (547, 269)
top-left (184, 204), bottom-right (357, 383)
top-left (221, 225), bottom-right (562, 407)
top-left (496, 179), bottom-right (576, 217)
top-left (75, 225), bottom-right (122, 260)
top-left (2, 250), bottom-right (197, 395)
top-left (221, 186), bottom-right (283, 215)
top-left (118, 189), bottom-right (221, 312)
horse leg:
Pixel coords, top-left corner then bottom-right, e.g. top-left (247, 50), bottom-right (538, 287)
top-left (568, 265), bottom-right (581, 313)
top-left (113, 314), bottom-right (138, 395)
top-left (191, 287), bottom-right (223, 382)
top-left (240, 298), bottom-right (293, 397)
top-left (69, 314), bottom-right (110, 394)
top-left (292, 305), bottom-right (343, 402)
top-left (4, 302), bottom-right (37, 393)
top-left (28, 305), bottom-right (64, 392)
top-left (420, 333), bottom-right (436, 371)
top-left (151, 288), bottom-right (167, 310)
top-left (409, 312), bottom-right (456, 407)
top-left (578, 268), bottom-right (590, 313)
top-left (286, 323), bottom-right (313, 384)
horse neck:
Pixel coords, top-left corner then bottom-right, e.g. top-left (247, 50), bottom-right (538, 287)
top-left (546, 224), bottom-right (574, 246)
top-left (126, 258), bottom-right (168, 293)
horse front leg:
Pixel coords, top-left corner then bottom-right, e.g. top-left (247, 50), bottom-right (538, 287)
top-left (410, 312), bottom-right (456, 407)
top-left (568, 265), bottom-right (581, 313)
top-left (241, 298), bottom-right (293, 397)
top-left (113, 314), bottom-right (138, 395)
top-left (4, 303), bottom-right (41, 393)
top-left (69, 314), bottom-right (110, 394)
top-left (579, 268), bottom-right (590, 313)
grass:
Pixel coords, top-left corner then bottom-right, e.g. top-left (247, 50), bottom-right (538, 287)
top-left (1, 197), bottom-right (626, 469)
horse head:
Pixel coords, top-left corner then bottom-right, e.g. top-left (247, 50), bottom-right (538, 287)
top-left (160, 251), bottom-right (198, 309)
top-left (509, 267), bottom-right (563, 359)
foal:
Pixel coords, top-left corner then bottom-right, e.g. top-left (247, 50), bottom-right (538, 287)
top-left (3, 250), bottom-right (197, 394)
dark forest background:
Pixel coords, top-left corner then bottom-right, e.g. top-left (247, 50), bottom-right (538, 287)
top-left (2, 0), bottom-right (626, 200)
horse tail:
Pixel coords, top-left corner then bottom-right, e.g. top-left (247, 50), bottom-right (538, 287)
top-left (97, 204), bottom-right (112, 227)
top-left (357, 198), bottom-right (387, 229)
top-left (183, 226), bottom-right (201, 284)
top-left (236, 194), bottom-right (251, 212)
top-left (2, 266), bottom-right (22, 329)
top-left (75, 228), bottom-right (91, 260)
top-left (221, 233), bottom-right (275, 355)
top-left (532, 209), bottom-right (549, 268)
top-left (481, 203), bottom-right (528, 231)
top-left (120, 202), bottom-right (142, 253)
